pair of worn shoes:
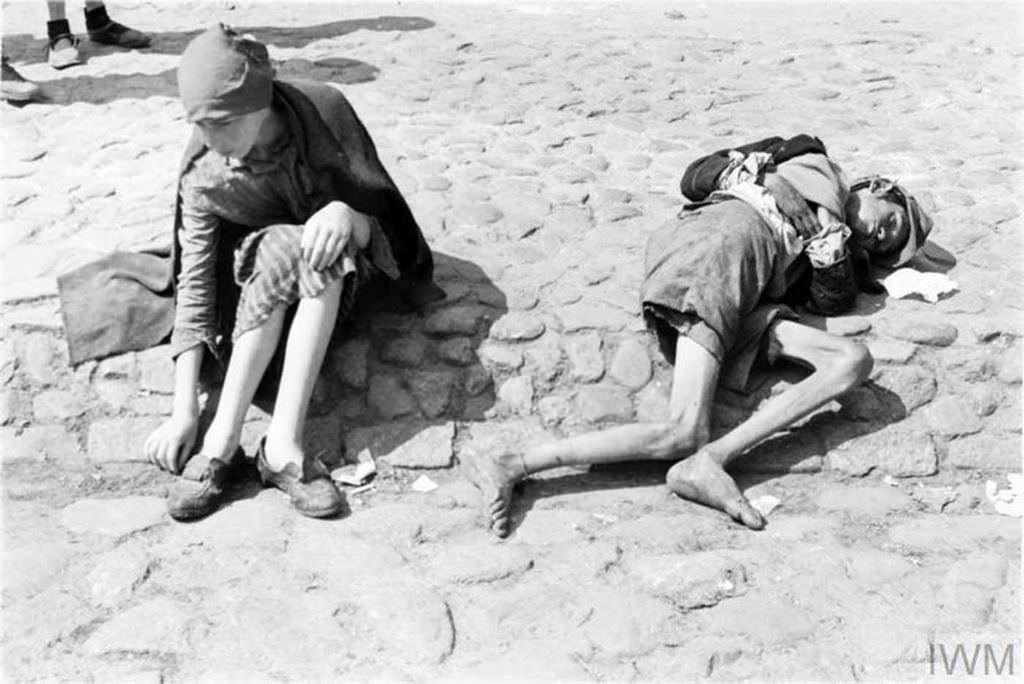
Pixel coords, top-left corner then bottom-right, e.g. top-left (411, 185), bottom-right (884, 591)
top-left (167, 441), bottom-right (344, 521)
top-left (47, 18), bottom-right (151, 70)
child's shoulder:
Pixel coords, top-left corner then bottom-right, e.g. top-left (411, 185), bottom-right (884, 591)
top-left (180, 148), bottom-right (232, 197)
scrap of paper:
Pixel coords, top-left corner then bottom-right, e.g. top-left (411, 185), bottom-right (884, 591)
top-left (411, 474), bottom-right (439, 493)
top-left (985, 474), bottom-right (1023, 517)
top-left (880, 268), bottom-right (958, 303)
top-left (331, 448), bottom-right (377, 487)
top-left (750, 494), bottom-right (781, 517)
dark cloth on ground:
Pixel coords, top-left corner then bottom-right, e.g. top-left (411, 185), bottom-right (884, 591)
top-left (58, 78), bottom-right (443, 365)
top-left (641, 200), bottom-right (798, 393)
top-left (679, 134), bottom-right (828, 202)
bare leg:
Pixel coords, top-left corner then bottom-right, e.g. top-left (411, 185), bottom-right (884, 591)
top-left (262, 279), bottom-right (343, 471)
top-left (46, 1), bottom-right (67, 20)
top-left (667, 320), bottom-right (873, 528)
top-left (465, 334), bottom-right (719, 537)
top-left (198, 308), bottom-right (286, 462)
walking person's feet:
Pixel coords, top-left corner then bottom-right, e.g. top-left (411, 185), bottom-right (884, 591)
top-left (666, 449), bottom-right (765, 529)
top-left (85, 5), bottom-right (151, 49)
top-left (1, 57), bottom-right (43, 102)
top-left (463, 450), bottom-right (527, 538)
top-left (255, 437), bottom-right (344, 518)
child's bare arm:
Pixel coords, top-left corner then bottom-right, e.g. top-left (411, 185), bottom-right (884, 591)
top-left (816, 205), bottom-right (841, 231)
top-left (172, 345), bottom-right (203, 418)
top-left (302, 201), bottom-right (371, 270)
top-left (144, 345), bottom-right (203, 473)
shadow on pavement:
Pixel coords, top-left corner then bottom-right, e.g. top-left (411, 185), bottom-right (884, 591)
top-left (2, 15), bottom-right (435, 105)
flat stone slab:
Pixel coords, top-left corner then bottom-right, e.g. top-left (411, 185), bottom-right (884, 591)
top-left (512, 509), bottom-right (593, 545)
top-left (626, 551), bottom-right (748, 610)
top-left (382, 421), bottom-right (455, 469)
top-left (884, 320), bottom-right (958, 346)
top-left (0, 425), bottom-right (82, 464)
top-left (82, 597), bottom-right (193, 655)
top-left (582, 589), bottom-right (678, 657)
top-left (814, 485), bottom-right (914, 517)
top-left (947, 434), bottom-right (1022, 470)
top-left (889, 514), bottom-right (1020, 549)
top-left (340, 579), bottom-right (455, 665)
top-left (609, 338), bottom-right (652, 389)
top-left (86, 542), bottom-right (151, 608)
top-left (843, 548), bottom-right (916, 585)
top-left (87, 417), bottom-right (163, 463)
top-left (555, 303), bottom-right (631, 332)
top-left (564, 332), bottom-right (605, 382)
top-left (60, 496), bottom-right (166, 538)
top-left (444, 638), bottom-right (596, 682)
top-left (827, 423), bottom-right (938, 477)
top-left (425, 543), bottom-right (534, 584)
top-left (3, 541), bottom-right (75, 599)
top-left (489, 312), bottom-right (546, 341)
top-left (923, 396), bottom-right (985, 438)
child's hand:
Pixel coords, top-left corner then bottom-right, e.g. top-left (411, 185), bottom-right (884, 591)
top-left (302, 201), bottom-right (370, 271)
top-left (144, 413), bottom-right (199, 474)
top-left (763, 173), bottom-right (820, 239)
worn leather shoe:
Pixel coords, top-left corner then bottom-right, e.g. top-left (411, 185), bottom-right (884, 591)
top-left (167, 452), bottom-right (242, 521)
top-left (255, 439), bottom-right (344, 518)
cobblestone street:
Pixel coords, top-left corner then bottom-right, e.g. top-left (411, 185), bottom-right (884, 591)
top-left (1, 1), bottom-right (1021, 681)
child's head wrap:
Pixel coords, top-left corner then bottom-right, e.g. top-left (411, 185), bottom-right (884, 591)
top-left (177, 23), bottom-right (275, 123)
top-left (850, 176), bottom-right (934, 268)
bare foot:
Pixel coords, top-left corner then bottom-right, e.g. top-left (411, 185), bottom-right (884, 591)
top-left (666, 450), bottom-right (765, 530)
top-left (462, 451), bottom-right (525, 538)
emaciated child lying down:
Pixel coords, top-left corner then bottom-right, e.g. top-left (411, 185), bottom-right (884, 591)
top-left (466, 134), bottom-right (933, 537)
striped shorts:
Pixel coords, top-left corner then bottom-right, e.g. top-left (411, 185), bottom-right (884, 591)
top-left (228, 223), bottom-right (363, 342)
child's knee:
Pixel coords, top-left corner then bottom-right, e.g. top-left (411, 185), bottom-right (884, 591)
top-left (256, 224), bottom-right (305, 269)
top-left (832, 340), bottom-right (873, 390)
top-left (649, 422), bottom-right (701, 460)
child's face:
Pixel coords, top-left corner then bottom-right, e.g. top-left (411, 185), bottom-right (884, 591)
top-left (848, 190), bottom-right (910, 257)
top-left (195, 108), bottom-right (268, 159)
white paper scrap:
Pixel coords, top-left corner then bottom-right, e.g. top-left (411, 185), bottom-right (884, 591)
top-left (331, 448), bottom-right (377, 487)
top-left (985, 474), bottom-right (1023, 517)
top-left (880, 268), bottom-right (958, 303)
top-left (750, 494), bottom-right (781, 517)
top-left (411, 474), bottom-right (439, 493)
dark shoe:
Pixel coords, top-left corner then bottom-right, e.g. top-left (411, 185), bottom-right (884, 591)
top-left (167, 452), bottom-right (242, 521)
top-left (255, 439), bottom-right (344, 518)
top-left (88, 21), bottom-right (151, 49)
top-left (1, 57), bottom-right (42, 102)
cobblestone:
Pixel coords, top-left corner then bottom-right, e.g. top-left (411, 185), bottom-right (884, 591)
top-left (87, 417), bottom-right (163, 463)
top-left (564, 332), bottom-right (605, 382)
top-left (609, 338), bottom-right (652, 389)
top-left (575, 384), bottom-right (634, 423)
top-left (367, 375), bottom-right (419, 420)
top-left (1, 425), bottom-right (82, 464)
top-left (923, 395), bottom-right (985, 439)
